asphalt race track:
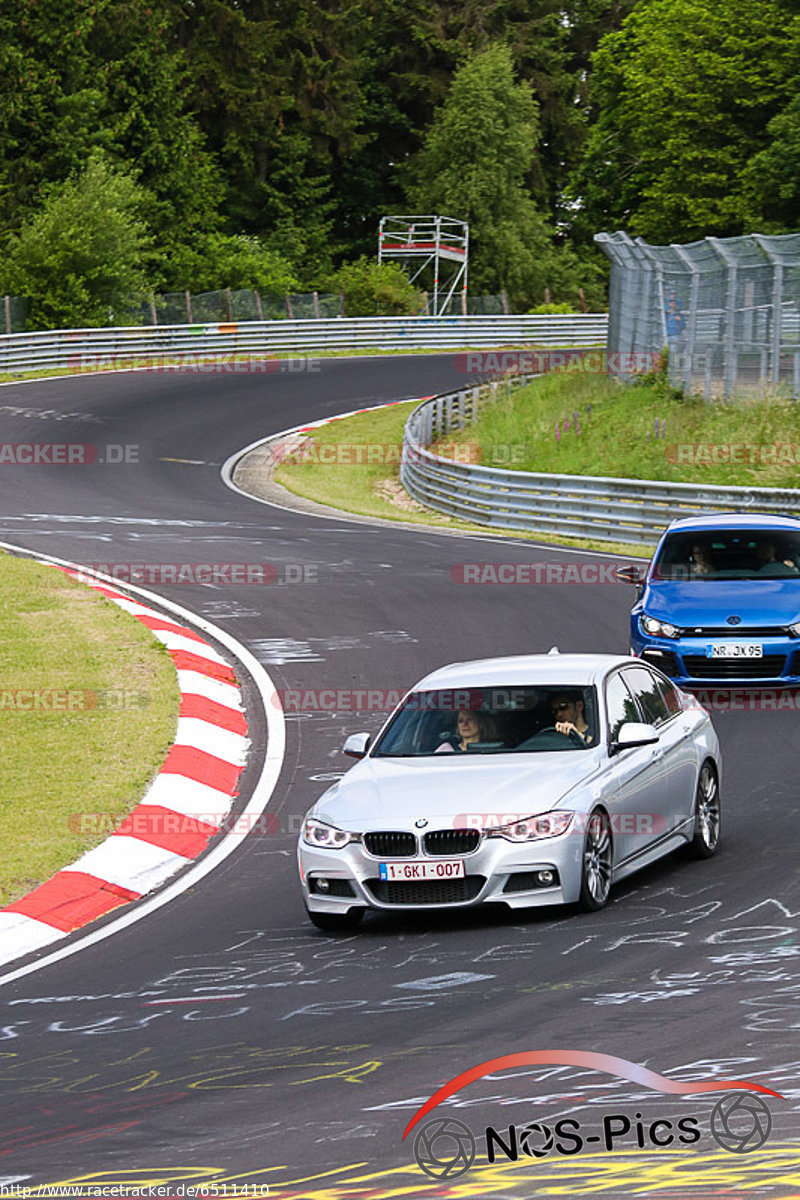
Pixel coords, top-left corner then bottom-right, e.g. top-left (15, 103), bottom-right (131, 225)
top-left (0, 356), bottom-right (797, 1197)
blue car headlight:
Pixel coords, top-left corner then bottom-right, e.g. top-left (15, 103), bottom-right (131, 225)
top-left (641, 614), bottom-right (680, 639)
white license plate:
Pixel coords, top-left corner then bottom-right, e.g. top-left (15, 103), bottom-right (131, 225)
top-left (379, 860), bottom-right (466, 881)
top-left (706, 643), bottom-right (763, 659)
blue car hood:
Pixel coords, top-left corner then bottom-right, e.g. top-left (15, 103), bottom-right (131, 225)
top-left (644, 579), bottom-right (800, 627)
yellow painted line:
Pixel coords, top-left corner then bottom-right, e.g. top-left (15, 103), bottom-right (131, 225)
top-left (36, 1144), bottom-right (800, 1199)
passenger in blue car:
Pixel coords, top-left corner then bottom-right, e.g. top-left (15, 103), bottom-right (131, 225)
top-left (755, 540), bottom-right (799, 576)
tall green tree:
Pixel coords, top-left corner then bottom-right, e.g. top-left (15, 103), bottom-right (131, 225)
top-left (3, 154), bottom-right (148, 329)
top-left (569, 0), bottom-right (800, 243)
top-left (742, 95), bottom-right (800, 233)
top-left (333, 0), bottom-right (637, 255)
top-left (406, 43), bottom-right (554, 302)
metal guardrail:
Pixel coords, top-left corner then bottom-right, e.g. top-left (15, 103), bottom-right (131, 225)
top-left (401, 380), bottom-right (800, 546)
top-left (0, 314), bottom-right (607, 374)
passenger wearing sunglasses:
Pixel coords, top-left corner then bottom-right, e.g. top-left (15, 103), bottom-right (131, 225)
top-left (550, 692), bottom-right (593, 745)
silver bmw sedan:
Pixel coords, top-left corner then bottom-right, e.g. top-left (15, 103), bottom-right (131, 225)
top-left (297, 653), bottom-right (721, 931)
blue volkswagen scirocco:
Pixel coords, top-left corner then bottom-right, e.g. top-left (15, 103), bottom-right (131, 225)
top-left (628, 513), bottom-right (800, 686)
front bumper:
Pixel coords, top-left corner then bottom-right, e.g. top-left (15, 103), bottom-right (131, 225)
top-left (297, 829), bottom-right (585, 913)
top-left (631, 626), bottom-right (800, 686)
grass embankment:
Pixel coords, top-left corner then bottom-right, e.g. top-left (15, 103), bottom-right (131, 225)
top-left (0, 553), bottom-right (179, 905)
top-left (443, 373), bottom-right (800, 489)
top-left (275, 399), bottom-right (468, 527)
top-left (273, 398), bottom-right (646, 555)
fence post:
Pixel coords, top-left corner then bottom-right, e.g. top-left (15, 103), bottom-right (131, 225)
top-left (708, 238), bottom-right (738, 399)
top-left (4, 295), bottom-right (10, 335)
top-left (753, 234), bottom-right (783, 387)
top-left (185, 290), bottom-right (193, 323)
top-left (285, 295), bottom-right (294, 319)
top-left (254, 290), bottom-right (264, 321)
top-left (672, 243), bottom-right (700, 394)
top-left (501, 289), bottom-right (511, 315)
top-left (149, 294), bottom-right (158, 326)
top-left (225, 288), bottom-right (233, 322)
top-left (313, 291), bottom-right (320, 319)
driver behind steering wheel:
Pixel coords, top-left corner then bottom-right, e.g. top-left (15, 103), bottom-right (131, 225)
top-left (550, 692), bottom-right (593, 745)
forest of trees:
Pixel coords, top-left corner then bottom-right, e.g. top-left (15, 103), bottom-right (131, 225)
top-left (0, 0), bottom-right (797, 326)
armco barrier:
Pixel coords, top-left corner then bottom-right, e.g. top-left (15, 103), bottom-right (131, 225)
top-left (400, 379), bottom-right (800, 546)
top-left (0, 314), bottom-right (607, 375)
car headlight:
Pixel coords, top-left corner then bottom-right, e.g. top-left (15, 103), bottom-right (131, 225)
top-left (641, 614), bottom-right (680, 639)
top-left (788, 621), bottom-right (800, 638)
top-left (488, 811), bottom-right (574, 842)
top-left (302, 817), bottom-right (355, 849)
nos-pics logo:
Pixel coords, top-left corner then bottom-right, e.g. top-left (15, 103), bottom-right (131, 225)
top-left (404, 1050), bottom-right (782, 1181)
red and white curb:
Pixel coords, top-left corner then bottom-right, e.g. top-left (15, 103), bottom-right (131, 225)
top-left (0, 567), bottom-right (250, 967)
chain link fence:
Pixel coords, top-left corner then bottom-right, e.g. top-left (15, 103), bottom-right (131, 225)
top-left (2, 288), bottom-right (590, 332)
top-left (596, 231), bottom-right (800, 399)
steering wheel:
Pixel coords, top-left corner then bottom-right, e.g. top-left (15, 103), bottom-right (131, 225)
top-left (533, 725), bottom-right (586, 747)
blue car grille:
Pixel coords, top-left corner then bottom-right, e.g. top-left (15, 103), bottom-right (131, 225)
top-left (683, 654), bottom-right (786, 679)
top-left (683, 626), bottom-right (786, 638)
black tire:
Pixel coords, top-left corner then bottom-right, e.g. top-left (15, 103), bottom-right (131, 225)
top-left (688, 761), bottom-right (720, 859)
top-left (305, 906), bottom-right (364, 933)
top-left (578, 809), bottom-right (613, 911)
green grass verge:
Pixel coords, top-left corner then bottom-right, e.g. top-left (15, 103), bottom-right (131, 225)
top-left (0, 553), bottom-right (179, 906)
top-left (441, 372), bottom-right (800, 489)
top-left (274, 399), bottom-right (648, 557)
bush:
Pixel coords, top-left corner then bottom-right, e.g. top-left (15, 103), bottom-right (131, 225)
top-left (164, 234), bottom-right (298, 294)
top-left (329, 257), bottom-right (423, 316)
top-left (528, 302), bottom-right (580, 314)
top-left (3, 153), bottom-right (148, 329)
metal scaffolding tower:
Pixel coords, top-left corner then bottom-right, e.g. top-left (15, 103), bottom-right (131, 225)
top-left (378, 215), bottom-right (469, 315)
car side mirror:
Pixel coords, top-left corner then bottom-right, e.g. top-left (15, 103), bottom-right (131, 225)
top-left (343, 732), bottom-right (371, 759)
top-left (612, 722), bottom-right (659, 753)
top-left (616, 563), bottom-right (647, 587)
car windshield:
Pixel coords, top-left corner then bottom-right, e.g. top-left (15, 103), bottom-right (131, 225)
top-left (372, 686), bottom-right (598, 756)
top-left (652, 530), bottom-right (800, 581)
